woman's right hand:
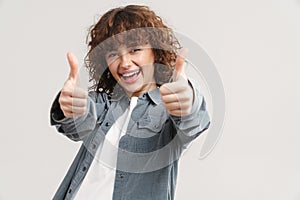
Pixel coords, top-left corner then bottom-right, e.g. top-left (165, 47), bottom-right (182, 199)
top-left (58, 52), bottom-right (88, 118)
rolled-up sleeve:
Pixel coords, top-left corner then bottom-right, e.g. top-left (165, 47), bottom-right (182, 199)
top-left (171, 79), bottom-right (210, 144)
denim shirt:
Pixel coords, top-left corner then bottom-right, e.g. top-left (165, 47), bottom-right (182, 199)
top-left (50, 80), bottom-right (210, 200)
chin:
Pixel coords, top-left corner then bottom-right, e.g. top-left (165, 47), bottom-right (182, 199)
top-left (120, 79), bottom-right (144, 95)
top-left (124, 86), bottom-right (142, 95)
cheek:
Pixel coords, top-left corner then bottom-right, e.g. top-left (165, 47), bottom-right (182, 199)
top-left (108, 65), bottom-right (119, 79)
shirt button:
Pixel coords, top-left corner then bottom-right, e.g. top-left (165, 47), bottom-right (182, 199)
top-left (119, 173), bottom-right (124, 179)
top-left (105, 122), bottom-right (111, 126)
top-left (68, 189), bottom-right (72, 193)
top-left (82, 166), bottom-right (87, 171)
top-left (92, 143), bottom-right (97, 149)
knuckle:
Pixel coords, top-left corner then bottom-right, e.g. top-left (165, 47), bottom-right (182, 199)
top-left (62, 107), bottom-right (69, 114)
top-left (61, 89), bottom-right (70, 96)
top-left (61, 87), bottom-right (67, 93)
top-left (83, 91), bottom-right (88, 98)
top-left (59, 98), bottom-right (69, 106)
top-left (63, 111), bottom-right (70, 118)
top-left (58, 97), bottom-right (63, 105)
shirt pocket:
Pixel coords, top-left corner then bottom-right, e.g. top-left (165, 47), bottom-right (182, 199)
top-left (138, 115), bottom-right (164, 132)
top-left (136, 107), bottom-right (168, 137)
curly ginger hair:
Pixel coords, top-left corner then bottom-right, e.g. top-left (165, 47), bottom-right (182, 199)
top-left (84, 5), bottom-right (181, 95)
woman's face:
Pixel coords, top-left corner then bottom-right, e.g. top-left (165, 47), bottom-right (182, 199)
top-left (105, 43), bottom-right (157, 97)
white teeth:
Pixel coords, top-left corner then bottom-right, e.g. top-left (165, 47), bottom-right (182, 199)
top-left (122, 70), bottom-right (140, 78)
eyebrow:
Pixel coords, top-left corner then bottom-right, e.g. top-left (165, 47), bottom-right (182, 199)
top-left (106, 43), bottom-right (151, 53)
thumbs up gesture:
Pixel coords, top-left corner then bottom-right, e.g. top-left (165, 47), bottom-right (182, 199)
top-left (58, 52), bottom-right (88, 118)
top-left (160, 49), bottom-right (194, 117)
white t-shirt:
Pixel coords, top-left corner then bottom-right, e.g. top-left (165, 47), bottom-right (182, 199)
top-left (74, 96), bottom-right (138, 200)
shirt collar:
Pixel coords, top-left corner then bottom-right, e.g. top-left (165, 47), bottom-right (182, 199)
top-left (147, 88), bottom-right (161, 105)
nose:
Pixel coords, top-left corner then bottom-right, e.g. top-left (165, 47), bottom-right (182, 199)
top-left (119, 52), bottom-right (132, 69)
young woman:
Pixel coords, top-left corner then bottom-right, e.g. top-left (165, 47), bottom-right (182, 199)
top-left (50, 4), bottom-right (210, 200)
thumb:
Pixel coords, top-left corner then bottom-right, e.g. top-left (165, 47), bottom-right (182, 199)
top-left (174, 48), bottom-right (188, 81)
top-left (67, 52), bottom-right (79, 81)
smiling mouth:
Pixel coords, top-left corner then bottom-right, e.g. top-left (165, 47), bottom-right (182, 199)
top-left (120, 69), bottom-right (141, 80)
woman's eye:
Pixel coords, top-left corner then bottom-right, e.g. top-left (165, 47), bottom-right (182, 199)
top-left (107, 52), bottom-right (118, 58)
top-left (130, 48), bottom-right (141, 53)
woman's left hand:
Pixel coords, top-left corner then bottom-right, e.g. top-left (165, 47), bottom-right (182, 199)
top-left (159, 50), bottom-right (194, 117)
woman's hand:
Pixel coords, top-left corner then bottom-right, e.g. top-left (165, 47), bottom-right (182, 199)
top-left (160, 50), bottom-right (194, 117)
top-left (58, 52), bottom-right (88, 118)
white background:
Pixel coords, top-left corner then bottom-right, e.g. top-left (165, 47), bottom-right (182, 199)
top-left (0, 0), bottom-right (299, 199)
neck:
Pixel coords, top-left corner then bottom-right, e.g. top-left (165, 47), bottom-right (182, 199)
top-left (127, 82), bottom-right (157, 97)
